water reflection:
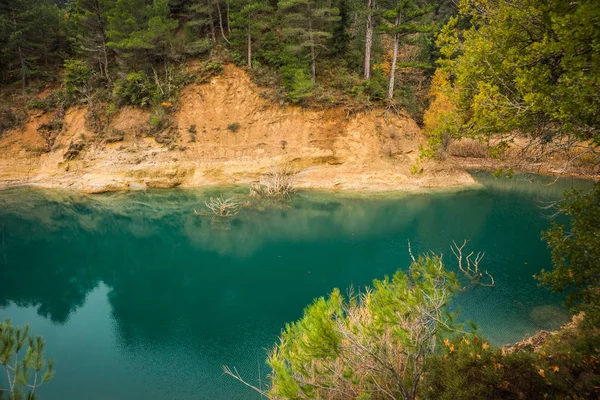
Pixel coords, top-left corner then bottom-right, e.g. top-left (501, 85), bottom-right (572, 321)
top-left (0, 174), bottom-right (593, 399)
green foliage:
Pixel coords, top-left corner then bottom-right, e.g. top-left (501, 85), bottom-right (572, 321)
top-left (205, 60), bottom-right (224, 74)
top-left (0, 0), bottom-right (66, 90)
top-left (183, 36), bottom-right (212, 57)
top-left (424, 320), bottom-right (600, 399)
top-left (227, 122), bottom-right (240, 133)
top-left (281, 66), bottom-right (313, 103)
top-left (278, 0), bottom-right (341, 85)
top-left (268, 253), bottom-right (460, 399)
top-left (537, 183), bottom-right (600, 313)
top-left (0, 318), bottom-right (55, 399)
top-left (424, 335), bottom-right (545, 399)
top-left (435, 0), bottom-right (600, 145)
top-left (113, 71), bottom-right (156, 106)
top-left (351, 69), bottom-right (387, 101)
top-left (26, 96), bottom-right (58, 112)
top-left (64, 59), bottom-right (92, 101)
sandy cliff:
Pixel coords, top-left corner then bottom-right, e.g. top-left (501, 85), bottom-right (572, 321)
top-left (0, 65), bottom-right (475, 193)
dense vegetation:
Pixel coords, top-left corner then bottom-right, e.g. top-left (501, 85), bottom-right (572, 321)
top-left (241, 182), bottom-right (599, 399)
top-left (423, 0), bottom-right (599, 168)
top-left (0, 0), bottom-right (454, 115)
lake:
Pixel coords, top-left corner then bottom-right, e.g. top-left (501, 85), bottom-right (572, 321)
top-left (0, 172), bottom-right (592, 399)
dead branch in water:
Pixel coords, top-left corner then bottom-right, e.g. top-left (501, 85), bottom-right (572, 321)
top-left (196, 196), bottom-right (241, 218)
top-left (252, 164), bottom-right (297, 198)
top-left (451, 240), bottom-right (495, 288)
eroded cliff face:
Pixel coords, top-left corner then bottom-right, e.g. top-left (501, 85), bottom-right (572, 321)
top-left (0, 65), bottom-right (475, 193)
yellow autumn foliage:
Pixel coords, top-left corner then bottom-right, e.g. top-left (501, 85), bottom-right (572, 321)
top-left (422, 69), bottom-right (458, 137)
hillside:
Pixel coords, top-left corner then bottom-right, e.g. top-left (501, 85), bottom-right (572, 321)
top-left (0, 65), bottom-right (474, 194)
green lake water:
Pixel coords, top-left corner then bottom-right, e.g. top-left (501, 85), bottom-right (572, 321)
top-left (0, 172), bottom-right (593, 399)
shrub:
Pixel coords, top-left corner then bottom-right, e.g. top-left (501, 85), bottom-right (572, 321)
top-left (26, 95), bottom-right (58, 111)
top-left (0, 319), bottom-right (55, 398)
top-left (281, 66), bottom-right (313, 104)
top-left (447, 139), bottom-right (488, 158)
top-left (260, 254), bottom-right (460, 400)
top-left (0, 106), bottom-right (26, 136)
top-left (184, 38), bottom-right (212, 57)
top-left (423, 335), bottom-right (546, 400)
top-left (64, 59), bottom-right (92, 102)
top-left (113, 71), bottom-right (157, 107)
top-left (205, 61), bottom-right (224, 74)
top-left (424, 319), bottom-right (600, 400)
top-left (227, 122), bottom-right (240, 133)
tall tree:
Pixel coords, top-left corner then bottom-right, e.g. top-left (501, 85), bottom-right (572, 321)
top-left (363, 0), bottom-right (375, 78)
top-left (106, 0), bottom-right (147, 67)
top-left (380, 0), bottom-right (433, 100)
top-left (74, 0), bottom-right (115, 82)
top-left (278, 0), bottom-right (341, 85)
top-left (107, 0), bottom-right (178, 72)
top-left (0, 0), bottom-right (64, 91)
top-left (231, 0), bottom-right (272, 68)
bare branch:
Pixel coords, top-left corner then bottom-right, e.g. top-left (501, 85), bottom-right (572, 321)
top-left (451, 240), bottom-right (495, 288)
top-left (222, 365), bottom-right (269, 398)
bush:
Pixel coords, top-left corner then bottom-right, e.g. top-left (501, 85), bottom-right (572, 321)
top-left (64, 59), bottom-right (92, 101)
top-left (447, 139), bottom-right (489, 158)
top-left (227, 122), bottom-right (240, 133)
top-left (184, 38), bottom-right (212, 57)
top-left (0, 106), bottom-right (26, 136)
top-left (205, 61), bottom-right (224, 74)
top-left (259, 254), bottom-right (460, 400)
top-left (424, 320), bottom-right (600, 400)
top-left (26, 94), bottom-right (59, 111)
top-left (424, 335), bottom-right (546, 399)
top-left (113, 71), bottom-right (157, 107)
top-left (281, 66), bottom-right (313, 104)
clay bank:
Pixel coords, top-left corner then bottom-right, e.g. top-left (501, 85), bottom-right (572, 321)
top-left (0, 65), bottom-right (476, 194)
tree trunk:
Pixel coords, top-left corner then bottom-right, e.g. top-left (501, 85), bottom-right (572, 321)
top-left (208, 0), bottom-right (217, 42)
top-left (216, 1), bottom-right (230, 44)
top-left (101, 36), bottom-right (111, 83)
top-left (307, 3), bottom-right (316, 86)
top-left (247, 23), bottom-right (252, 68)
top-left (18, 46), bottom-right (25, 93)
top-left (351, 12), bottom-right (358, 38)
top-left (363, 0), bottom-right (374, 79)
top-left (387, 14), bottom-right (400, 100)
top-left (226, 0), bottom-right (231, 34)
top-left (11, 12), bottom-right (25, 93)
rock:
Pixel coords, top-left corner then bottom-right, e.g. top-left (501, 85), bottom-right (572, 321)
top-left (77, 175), bottom-right (129, 194)
top-left (530, 305), bottom-right (570, 330)
top-left (129, 181), bottom-right (147, 191)
top-left (64, 140), bottom-right (85, 160)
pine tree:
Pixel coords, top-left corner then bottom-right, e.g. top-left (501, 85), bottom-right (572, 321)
top-left (380, 0), bottom-right (433, 100)
top-left (0, 0), bottom-right (64, 91)
top-left (74, 0), bottom-right (115, 82)
top-left (231, 0), bottom-right (272, 68)
top-left (106, 0), bottom-right (178, 72)
top-left (363, 0), bottom-right (375, 78)
top-left (278, 0), bottom-right (341, 85)
top-left (0, 319), bottom-right (55, 398)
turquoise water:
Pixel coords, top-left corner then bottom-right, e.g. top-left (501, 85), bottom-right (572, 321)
top-left (0, 173), bottom-right (592, 399)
